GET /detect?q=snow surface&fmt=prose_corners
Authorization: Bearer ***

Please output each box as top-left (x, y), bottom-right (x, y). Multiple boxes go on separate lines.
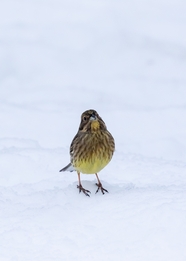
top-left (1, 0), bottom-right (186, 260)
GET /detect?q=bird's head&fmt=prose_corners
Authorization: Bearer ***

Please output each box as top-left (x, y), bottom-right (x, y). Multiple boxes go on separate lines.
top-left (78, 109), bottom-right (107, 132)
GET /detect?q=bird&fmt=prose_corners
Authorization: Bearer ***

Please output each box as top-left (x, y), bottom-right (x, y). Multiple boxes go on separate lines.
top-left (59, 109), bottom-right (115, 196)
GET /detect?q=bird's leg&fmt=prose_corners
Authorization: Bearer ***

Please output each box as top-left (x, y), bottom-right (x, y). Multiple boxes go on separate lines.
top-left (95, 173), bottom-right (108, 194)
top-left (77, 172), bottom-right (91, 197)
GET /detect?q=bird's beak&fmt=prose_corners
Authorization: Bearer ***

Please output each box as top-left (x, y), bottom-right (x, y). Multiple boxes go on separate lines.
top-left (90, 113), bottom-right (97, 121)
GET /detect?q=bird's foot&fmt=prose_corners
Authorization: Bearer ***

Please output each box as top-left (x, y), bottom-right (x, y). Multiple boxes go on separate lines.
top-left (95, 183), bottom-right (108, 194)
top-left (77, 184), bottom-right (91, 197)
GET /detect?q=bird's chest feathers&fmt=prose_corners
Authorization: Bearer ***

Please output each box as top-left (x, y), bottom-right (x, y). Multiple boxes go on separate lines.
top-left (74, 131), bottom-right (111, 174)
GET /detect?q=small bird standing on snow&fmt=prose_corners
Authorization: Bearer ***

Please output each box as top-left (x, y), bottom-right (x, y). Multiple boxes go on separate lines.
top-left (59, 109), bottom-right (115, 196)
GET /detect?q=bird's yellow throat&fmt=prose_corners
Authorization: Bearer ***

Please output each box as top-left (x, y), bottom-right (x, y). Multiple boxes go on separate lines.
top-left (91, 120), bottom-right (100, 131)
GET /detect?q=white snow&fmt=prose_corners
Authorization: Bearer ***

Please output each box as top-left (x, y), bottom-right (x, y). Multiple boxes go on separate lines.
top-left (0, 0), bottom-right (186, 260)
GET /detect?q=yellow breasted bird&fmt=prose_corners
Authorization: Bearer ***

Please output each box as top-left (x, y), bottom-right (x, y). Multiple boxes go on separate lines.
top-left (59, 109), bottom-right (115, 196)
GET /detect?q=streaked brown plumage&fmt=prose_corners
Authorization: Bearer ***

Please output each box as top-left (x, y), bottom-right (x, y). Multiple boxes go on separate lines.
top-left (60, 109), bottom-right (115, 196)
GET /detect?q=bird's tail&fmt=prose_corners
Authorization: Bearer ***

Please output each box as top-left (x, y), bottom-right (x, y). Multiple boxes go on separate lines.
top-left (59, 163), bottom-right (75, 172)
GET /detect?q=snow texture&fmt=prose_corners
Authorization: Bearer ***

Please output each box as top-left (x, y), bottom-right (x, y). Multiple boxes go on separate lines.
top-left (0, 0), bottom-right (186, 260)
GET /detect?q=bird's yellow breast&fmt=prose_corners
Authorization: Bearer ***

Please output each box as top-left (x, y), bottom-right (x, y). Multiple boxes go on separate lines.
top-left (72, 129), bottom-right (114, 174)
top-left (75, 154), bottom-right (111, 174)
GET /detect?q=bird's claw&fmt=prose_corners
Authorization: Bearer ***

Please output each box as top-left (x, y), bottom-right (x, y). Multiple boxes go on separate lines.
top-left (95, 183), bottom-right (108, 194)
top-left (77, 185), bottom-right (91, 197)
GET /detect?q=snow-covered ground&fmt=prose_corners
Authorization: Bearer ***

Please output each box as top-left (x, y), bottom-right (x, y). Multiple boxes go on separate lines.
top-left (1, 1), bottom-right (186, 260)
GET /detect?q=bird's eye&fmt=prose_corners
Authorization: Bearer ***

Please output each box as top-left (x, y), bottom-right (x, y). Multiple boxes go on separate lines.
top-left (83, 116), bottom-right (87, 121)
